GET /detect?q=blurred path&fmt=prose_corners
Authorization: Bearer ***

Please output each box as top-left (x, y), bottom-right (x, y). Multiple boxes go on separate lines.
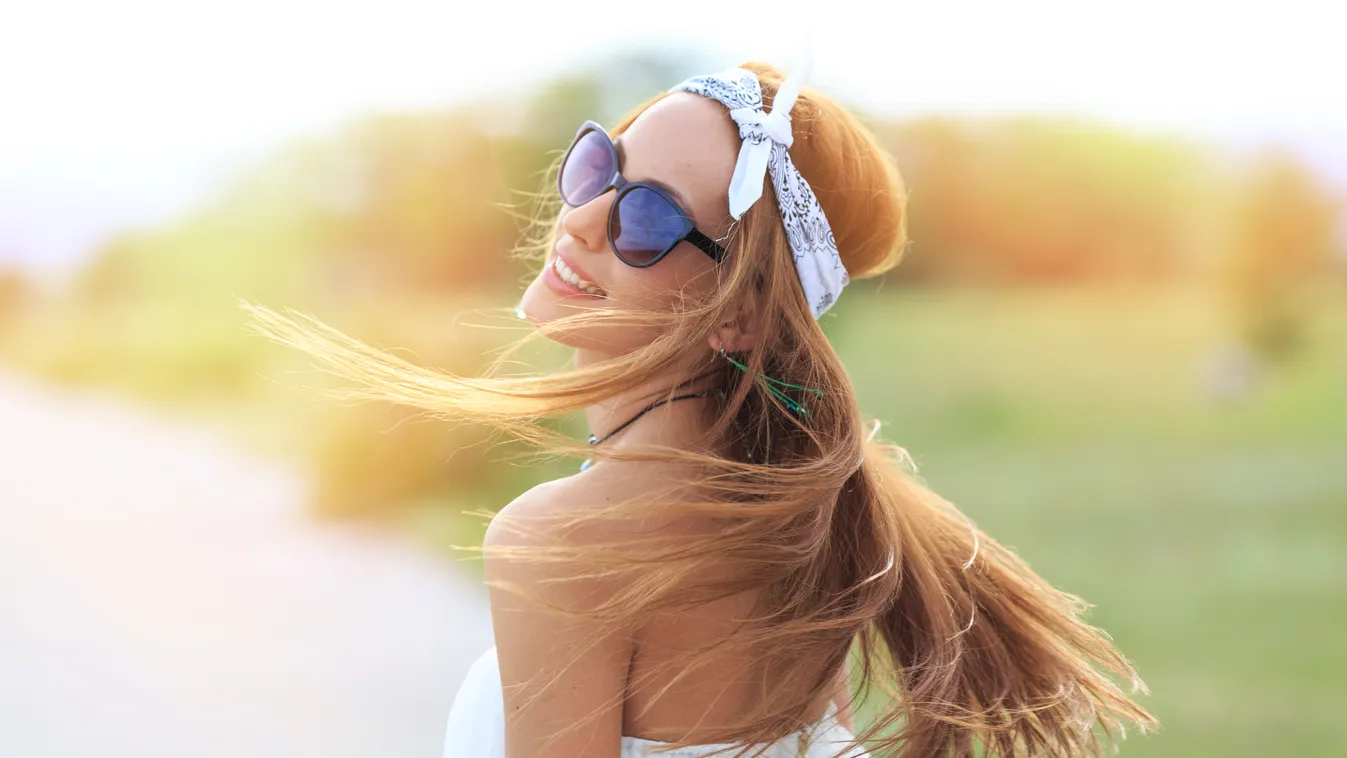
top-left (0, 372), bottom-right (493, 758)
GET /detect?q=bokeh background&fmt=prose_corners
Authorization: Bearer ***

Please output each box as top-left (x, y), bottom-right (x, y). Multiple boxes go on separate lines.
top-left (2, 2), bottom-right (1343, 756)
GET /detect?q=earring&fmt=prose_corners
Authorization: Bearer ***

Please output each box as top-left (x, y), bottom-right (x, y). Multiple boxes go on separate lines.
top-left (718, 345), bottom-right (823, 416)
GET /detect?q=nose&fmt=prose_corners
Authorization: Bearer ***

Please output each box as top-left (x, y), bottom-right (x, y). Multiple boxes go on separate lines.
top-left (559, 188), bottom-right (615, 253)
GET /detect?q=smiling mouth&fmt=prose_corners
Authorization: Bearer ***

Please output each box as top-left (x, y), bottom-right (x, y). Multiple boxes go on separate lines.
top-left (552, 256), bottom-right (608, 297)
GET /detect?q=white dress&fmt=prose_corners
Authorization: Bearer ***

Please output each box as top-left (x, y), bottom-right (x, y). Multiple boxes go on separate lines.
top-left (444, 644), bottom-right (871, 758)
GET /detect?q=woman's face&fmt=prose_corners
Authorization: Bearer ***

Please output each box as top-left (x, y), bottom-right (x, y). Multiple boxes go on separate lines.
top-left (518, 93), bottom-right (739, 355)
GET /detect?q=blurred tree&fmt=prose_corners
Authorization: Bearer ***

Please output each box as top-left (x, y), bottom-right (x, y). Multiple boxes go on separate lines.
top-left (1221, 149), bottom-right (1343, 363)
top-left (881, 116), bottom-right (1215, 285)
top-left (14, 49), bottom-right (1344, 527)
top-left (310, 402), bottom-right (505, 520)
top-left (0, 266), bottom-right (32, 328)
top-left (515, 50), bottom-right (712, 147)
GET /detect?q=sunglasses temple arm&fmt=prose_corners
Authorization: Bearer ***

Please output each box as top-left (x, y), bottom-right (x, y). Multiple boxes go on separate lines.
top-left (686, 229), bottom-right (728, 263)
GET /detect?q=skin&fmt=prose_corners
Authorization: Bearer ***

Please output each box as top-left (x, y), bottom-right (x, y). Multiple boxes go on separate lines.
top-left (487, 93), bottom-right (854, 758)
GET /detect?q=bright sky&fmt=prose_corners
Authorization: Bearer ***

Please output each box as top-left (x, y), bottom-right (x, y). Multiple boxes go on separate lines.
top-left (2, 0), bottom-right (1343, 276)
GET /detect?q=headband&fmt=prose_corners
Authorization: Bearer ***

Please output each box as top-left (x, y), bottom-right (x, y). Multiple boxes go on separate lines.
top-left (669, 58), bottom-right (850, 318)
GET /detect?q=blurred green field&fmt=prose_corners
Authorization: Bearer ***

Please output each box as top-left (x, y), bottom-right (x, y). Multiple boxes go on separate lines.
top-left (4, 283), bottom-right (1344, 756)
top-left (824, 285), bottom-right (1346, 756)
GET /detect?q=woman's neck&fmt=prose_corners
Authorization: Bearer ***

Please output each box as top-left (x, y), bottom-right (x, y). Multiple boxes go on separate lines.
top-left (574, 349), bottom-right (722, 455)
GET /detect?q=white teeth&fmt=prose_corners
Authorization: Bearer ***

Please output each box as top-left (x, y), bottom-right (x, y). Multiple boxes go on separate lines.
top-left (553, 257), bottom-right (606, 297)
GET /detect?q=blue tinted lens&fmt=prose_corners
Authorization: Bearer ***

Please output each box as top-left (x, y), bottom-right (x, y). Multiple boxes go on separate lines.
top-left (559, 130), bottom-right (613, 205)
top-left (610, 187), bottom-right (688, 265)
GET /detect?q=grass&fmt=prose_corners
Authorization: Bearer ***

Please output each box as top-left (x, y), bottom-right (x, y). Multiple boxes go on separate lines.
top-left (822, 284), bottom-right (1347, 756)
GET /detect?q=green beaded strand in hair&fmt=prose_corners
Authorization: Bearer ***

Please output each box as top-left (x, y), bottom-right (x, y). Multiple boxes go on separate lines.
top-left (721, 350), bottom-right (824, 416)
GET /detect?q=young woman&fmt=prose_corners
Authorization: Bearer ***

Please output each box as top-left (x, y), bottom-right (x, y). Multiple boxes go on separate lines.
top-left (246, 59), bottom-right (1158, 757)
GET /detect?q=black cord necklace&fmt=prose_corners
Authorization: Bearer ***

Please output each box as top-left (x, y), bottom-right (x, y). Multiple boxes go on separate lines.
top-left (580, 383), bottom-right (716, 472)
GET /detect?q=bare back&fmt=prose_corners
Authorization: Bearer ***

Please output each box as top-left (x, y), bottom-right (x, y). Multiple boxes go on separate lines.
top-left (562, 459), bottom-right (844, 742)
top-left (624, 576), bottom-right (841, 741)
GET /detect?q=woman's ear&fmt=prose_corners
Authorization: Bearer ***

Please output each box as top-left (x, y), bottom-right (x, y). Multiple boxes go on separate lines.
top-left (707, 289), bottom-right (761, 353)
top-left (707, 324), bottom-right (758, 354)
top-left (707, 313), bottom-right (760, 353)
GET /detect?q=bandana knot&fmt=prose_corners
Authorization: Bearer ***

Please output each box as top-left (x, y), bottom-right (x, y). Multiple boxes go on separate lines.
top-left (730, 105), bottom-right (795, 148)
top-left (725, 104), bottom-right (795, 220)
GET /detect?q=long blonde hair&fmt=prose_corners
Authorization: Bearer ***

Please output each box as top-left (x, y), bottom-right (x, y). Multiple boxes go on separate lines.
top-left (242, 60), bottom-right (1158, 757)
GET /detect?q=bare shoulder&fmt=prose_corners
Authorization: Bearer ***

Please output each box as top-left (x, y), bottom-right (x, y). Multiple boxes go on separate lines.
top-left (485, 459), bottom-right (712, 554)
top-left (482, 466), bottom-right (680, 755)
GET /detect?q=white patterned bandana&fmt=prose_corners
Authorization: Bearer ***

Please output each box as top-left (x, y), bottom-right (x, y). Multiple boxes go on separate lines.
top-left (669, 58), bottom-right (850, 319)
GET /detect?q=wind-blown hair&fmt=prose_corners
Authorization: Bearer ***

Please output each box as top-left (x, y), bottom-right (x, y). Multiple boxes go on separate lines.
top-left (242, 60), bottom-right (1158, 757)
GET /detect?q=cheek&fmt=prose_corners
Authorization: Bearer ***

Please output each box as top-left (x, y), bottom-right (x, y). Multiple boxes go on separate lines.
top-left (605, 266), bottom-right (674, 310)
top-left (610, 246), bottom-right (716, 311)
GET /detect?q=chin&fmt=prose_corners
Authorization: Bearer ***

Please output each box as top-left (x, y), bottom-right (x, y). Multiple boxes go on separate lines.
top-left (518, 277), bottom-right (607, 350)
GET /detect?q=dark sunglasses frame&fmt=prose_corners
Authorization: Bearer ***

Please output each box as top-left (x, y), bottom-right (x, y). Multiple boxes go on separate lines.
top-left (557, 120), bottom-right (728, 268)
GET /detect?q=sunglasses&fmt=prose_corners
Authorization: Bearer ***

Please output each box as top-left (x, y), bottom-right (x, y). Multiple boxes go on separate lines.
top-left (557, 120), bottom-right (728, 268)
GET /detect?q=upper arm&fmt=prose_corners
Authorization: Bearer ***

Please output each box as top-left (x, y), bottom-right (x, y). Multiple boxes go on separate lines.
top-left (483, 485), bottom-right (633, 758)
